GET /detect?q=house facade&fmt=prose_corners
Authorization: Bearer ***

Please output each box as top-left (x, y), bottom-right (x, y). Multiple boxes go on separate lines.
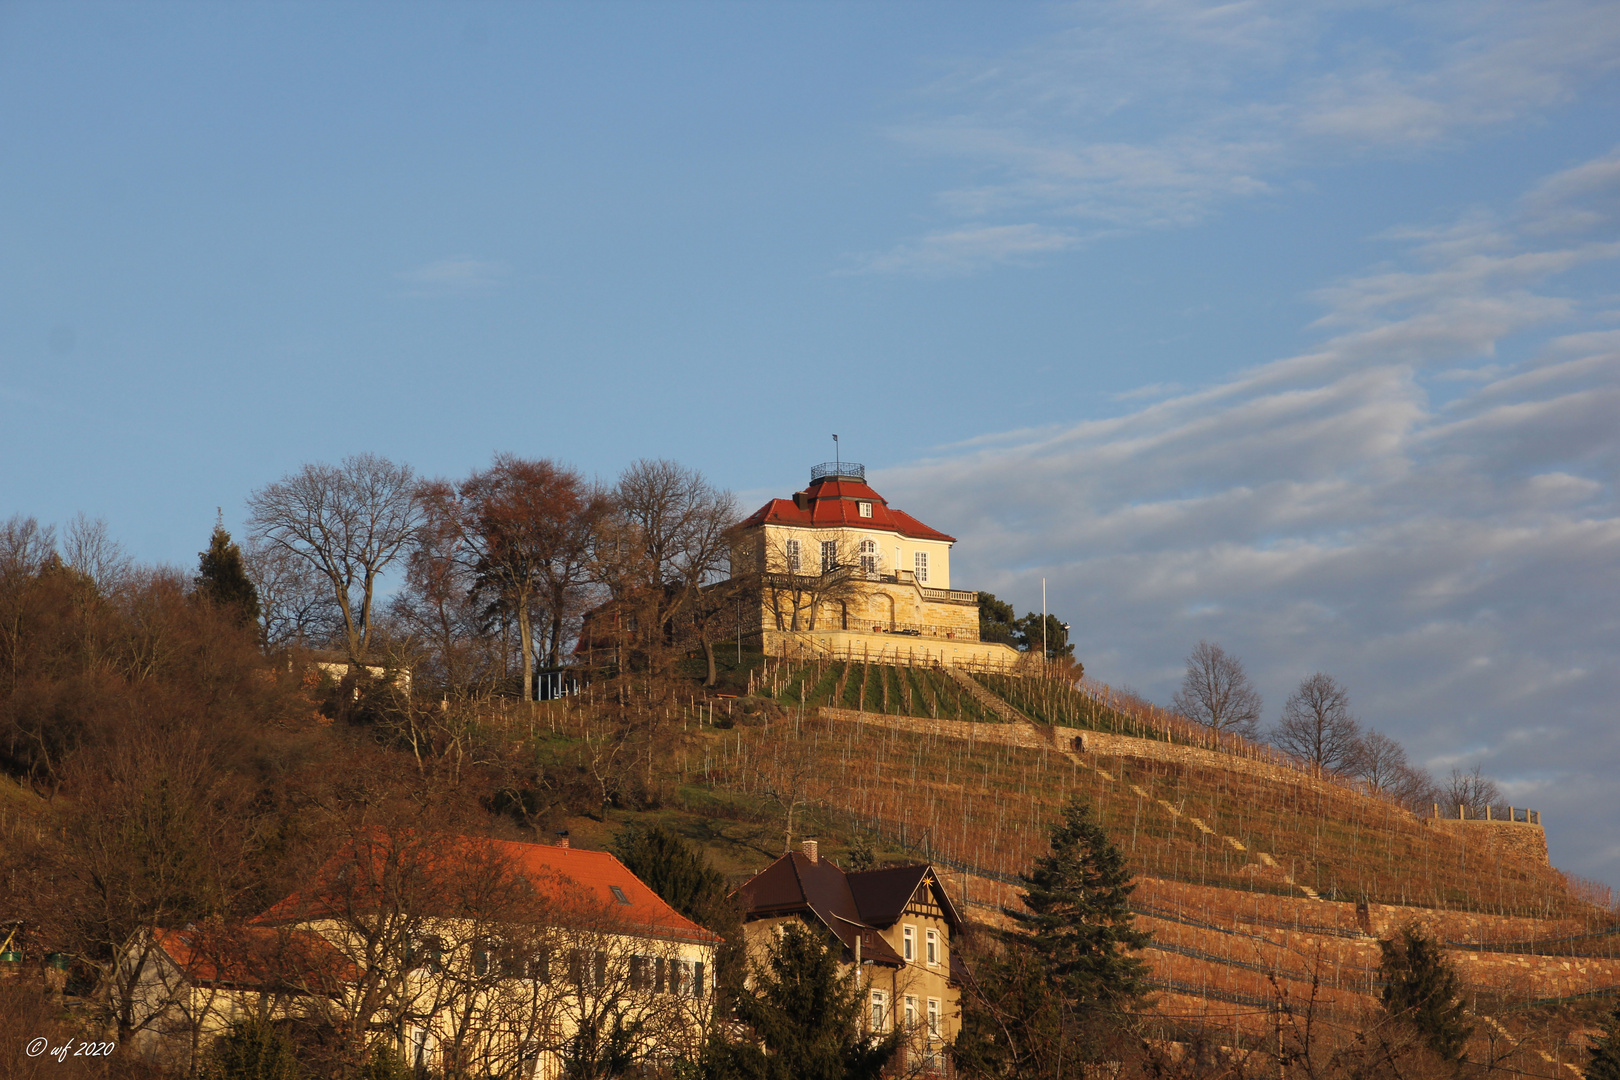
top-left (735, 841), bottom-right (965, 1074)
top-left (729, 462), bottom-right (1020, 668)
top-left (131, 834), bottom-right (721, 1079)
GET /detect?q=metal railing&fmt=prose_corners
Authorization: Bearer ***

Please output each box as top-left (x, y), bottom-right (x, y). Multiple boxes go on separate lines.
top-left (810, 461), bottom-right (865, 482)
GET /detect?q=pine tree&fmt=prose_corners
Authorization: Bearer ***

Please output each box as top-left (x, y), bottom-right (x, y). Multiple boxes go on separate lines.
top-left (195, 522), bottom-right (261, 629)
top-left (703, 922), bottom-right (897, 1080)
top-left (1010, 796), bottom-right (1150, 1005)
top-left (954, 797), bottom-right (1149, 1078)
top-left (1379, 924), bottom-right (1473, 1062)
top-left (1585, 999), bottom-right (1620, 1080)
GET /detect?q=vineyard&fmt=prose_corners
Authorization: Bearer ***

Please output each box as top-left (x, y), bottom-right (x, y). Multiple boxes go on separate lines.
top-left (691, 707), bottom-right (1596, 922)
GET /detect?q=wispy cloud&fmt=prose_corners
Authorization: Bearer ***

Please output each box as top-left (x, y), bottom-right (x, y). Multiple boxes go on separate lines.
top-left (395, 256), bottom-right (506, 296)
top-left (850, 223), bottom-right (1089, 276)
top-left (873, 150), bottom-right (1620, 879)
top-left (859, 1), bottom-right (1620, 274)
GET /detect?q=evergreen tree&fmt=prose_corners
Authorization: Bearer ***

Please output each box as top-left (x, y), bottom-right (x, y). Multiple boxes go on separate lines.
top-left (702, 922), bottom-right (897, 1080)
top-left (612, 825), bottom-right (727, 925)
top-left (1586, 999), bottom-right (1620, 1080)
top-left (1010, 796), bottom-right (1149, 1005)
top-left (205, 1015), bottom-right (301, 1080)
top-left (954, 797), bottom-right (1149, 1078)
top-left (1379, 924), bottom-right (1473, 1062)
top-left (195, 522), bottom-right (261, 629)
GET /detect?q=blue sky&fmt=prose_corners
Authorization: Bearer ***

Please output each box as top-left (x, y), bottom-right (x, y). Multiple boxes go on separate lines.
top-left (3, 2), bottom-right (1618, 883)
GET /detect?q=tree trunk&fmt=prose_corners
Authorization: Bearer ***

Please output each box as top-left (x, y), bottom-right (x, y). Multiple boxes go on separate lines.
top-left (517, 599), bottom-right (534, 702)
top-left (703, 638), bottom-right (717, 687)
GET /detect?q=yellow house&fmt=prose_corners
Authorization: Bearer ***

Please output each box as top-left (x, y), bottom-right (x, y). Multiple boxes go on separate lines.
top-left (735, 840), bottom-right (964, 1075)
top-left (132, 834), bottom-right (721, 1079)
top-left (730, 462), bottom-right (1019, 668)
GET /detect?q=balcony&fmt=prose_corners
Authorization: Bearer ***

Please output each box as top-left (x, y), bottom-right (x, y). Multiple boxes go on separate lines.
top-left (810, 461), bottom-right (865, 482)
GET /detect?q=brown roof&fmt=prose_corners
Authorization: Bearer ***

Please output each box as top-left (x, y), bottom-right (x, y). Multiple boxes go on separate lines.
top-left (734, 852), bottom-right (905, 966)
top-left (735, 853), bottom-right (965, 966)
top-left (846, 864), bottom-right (963, 930)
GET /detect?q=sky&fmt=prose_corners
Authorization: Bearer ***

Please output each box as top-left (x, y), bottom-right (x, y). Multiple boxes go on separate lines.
top-left (2, 3), bottom-right (1617, 883)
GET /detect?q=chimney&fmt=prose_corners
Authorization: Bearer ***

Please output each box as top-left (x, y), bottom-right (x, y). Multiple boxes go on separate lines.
top-left (556, 830), bottom-right (570, 850)
top-left (801, 839), bottom-right (818, 864)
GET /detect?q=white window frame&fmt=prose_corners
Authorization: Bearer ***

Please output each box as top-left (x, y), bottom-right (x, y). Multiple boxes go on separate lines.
top-left (870, 989), bottom-right (888, 1032)
top-left (904, 995), bottom-right (917, 1031)
top-left (902, 924), bottom-right (915, 962)
top-left (820, 540), bottom-right (837, 573)
top-left (927, 997), bottom-right (941, 1037)
top-left (914, 550), bottom-right (929, 584)
top-left (858, 538), bottom-right (878, 578)
top-left (785, 538), bottom-right (801, 573)
top-left (926, 927), bottom-right (938, 966)
top-left (857, 500), bottom-right (872, 518)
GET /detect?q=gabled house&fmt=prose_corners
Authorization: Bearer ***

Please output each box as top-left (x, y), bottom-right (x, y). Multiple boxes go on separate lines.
top-left (735, 840), bottom-right (966, 1074)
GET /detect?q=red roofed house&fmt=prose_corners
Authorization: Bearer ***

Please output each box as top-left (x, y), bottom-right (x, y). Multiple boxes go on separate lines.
top-left (132, 832), bottom-right (722, 1079)
top-left (730, 462), bottom-right (1019, 667)
top-left (734, 840), bottom-right (967, 1074)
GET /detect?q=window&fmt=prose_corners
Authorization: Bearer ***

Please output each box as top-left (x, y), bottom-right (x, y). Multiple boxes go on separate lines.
top-left (927, 997), bottom-right (941, 1037)
top-left (610, 885), bottom-right (631, 905)
top-left (904, 995), bottom-right (917, 1031)
top-left (926, 928), bottom-right (938, 966)
top-left (407, 936), bottom-right (443, 974)
top-left (500, 944), bottom-right (546, 983)
top-left (820, 540), bottom-right (837, 573)
top-left (914, 551), bottom-right (929, 583)
top-left (858, 538), bottom-right (878, 578)
top-left (693, 960), bottom-right (705, 998)
top-left (857, 501), bottom-right (872, 518)
top-left (902, 925), bottom-right (915, 962)
top-left (473, 940), bottom-right (495, 977)
top-left (785, 538), bottom-right (801, 572)
top-left (870, 989), bottom-right (888, 1032)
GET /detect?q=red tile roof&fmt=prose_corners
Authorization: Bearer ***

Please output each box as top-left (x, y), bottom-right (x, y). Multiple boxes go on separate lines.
top-left (256, 833), bottom-right (723, 947)
top-left (152, 924), bottom-right (359, 992)
top-left (737, 477), bottom-right (954, 543)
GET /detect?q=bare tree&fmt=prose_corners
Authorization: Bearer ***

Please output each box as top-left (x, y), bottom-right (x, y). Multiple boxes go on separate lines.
top-left (1171, 640), bottom-right (1263, 738)
top-left (422, 458), bottom-right (600, 702)
top-left (0, 515), bottom-right (57, 579)
top-left (61, 513), bottom-right (132, 594)
top-left (1354, 730), bottom-right (1438, 811)
top-left (1271, 672), bottom-right (1363, 775)
top-left (1441, 765), bottom-right (1501, 816)
top-left (243, 536), bottom-right (342, 648)
top-left (247, 454), bottom-right (423, 662)
top-left (594, 461), bottom-right (736, 679)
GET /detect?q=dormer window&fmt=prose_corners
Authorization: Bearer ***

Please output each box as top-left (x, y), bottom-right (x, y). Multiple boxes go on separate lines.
top-left (857, 501), bottom-right (872, 518)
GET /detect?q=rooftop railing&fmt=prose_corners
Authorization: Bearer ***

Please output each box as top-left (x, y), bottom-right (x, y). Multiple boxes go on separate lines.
top-left (810, 461), bottom-right (865, 482)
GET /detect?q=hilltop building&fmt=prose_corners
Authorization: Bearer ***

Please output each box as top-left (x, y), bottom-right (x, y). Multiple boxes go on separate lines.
top-left (735, 841), bottom-right (965, 1073)
top-left (729, 462), bottom-right (1020, 668)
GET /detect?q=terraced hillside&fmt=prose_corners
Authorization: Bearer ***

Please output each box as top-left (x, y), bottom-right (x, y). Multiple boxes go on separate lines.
top-left (675, 673), bottom-right (1618, 1067)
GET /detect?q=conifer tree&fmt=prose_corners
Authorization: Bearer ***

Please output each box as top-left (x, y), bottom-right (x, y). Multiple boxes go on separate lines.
top-left (1585, 999), bottom-right (1620, 1080)
top-left (1379, 924), bottom-right (1473, 1062)
top-left (195, 521), bottom-right (261, 630)
top-left (954, 797), bottom-right (1149, 1078)
top-left (1010, 795), bottom-right (1150, 1005)
top-left (702, 922), bottom-right (896, 1080)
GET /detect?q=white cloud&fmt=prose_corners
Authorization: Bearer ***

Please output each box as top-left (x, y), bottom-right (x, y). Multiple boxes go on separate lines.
top-left (861, 1), bottom-right (1620, 273)
top-left (873, 152), bottom-right (1620, 881)
top-left (395, 256), bottom-right (505, 295)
